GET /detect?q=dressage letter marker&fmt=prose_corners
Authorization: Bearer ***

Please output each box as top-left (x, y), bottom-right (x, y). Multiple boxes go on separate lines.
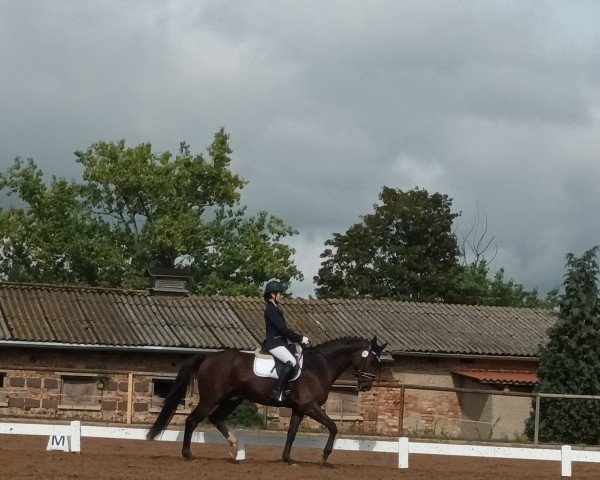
top-left (44, 421), bottom-right (81, 453)
top-left (47, 434), bottom-right (70, 452)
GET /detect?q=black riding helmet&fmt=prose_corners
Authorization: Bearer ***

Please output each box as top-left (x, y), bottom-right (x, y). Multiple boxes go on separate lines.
top-left (264, 280), bottom-right (285, 297)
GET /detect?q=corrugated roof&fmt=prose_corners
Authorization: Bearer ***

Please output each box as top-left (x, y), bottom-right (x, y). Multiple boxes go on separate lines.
top-left (453, 369), bottom-right (539, 386)
top-left (0, 282), bottom-right (557, 356)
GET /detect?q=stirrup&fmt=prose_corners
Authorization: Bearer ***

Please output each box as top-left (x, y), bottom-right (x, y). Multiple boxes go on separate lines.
top-left (272, 388), bottom-right (286, 402)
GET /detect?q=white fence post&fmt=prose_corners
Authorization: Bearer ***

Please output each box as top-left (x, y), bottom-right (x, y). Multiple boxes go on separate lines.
top-left (70, 421), bottom-right (81, 453)
top-left (561, 445), bottom-right (572, 477)
top-left (398, 436), bottom-right (409, 468)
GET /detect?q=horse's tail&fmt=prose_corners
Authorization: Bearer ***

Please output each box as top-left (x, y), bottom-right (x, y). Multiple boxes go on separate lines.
top-left (146, 353), bottom-right (207, 440)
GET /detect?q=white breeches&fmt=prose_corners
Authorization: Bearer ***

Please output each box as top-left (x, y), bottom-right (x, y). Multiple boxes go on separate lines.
top-left (268, 346), bottom-right (297, 367)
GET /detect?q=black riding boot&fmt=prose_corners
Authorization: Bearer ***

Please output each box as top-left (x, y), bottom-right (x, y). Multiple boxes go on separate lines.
top-left (272, 361), bottom-right (294, 402)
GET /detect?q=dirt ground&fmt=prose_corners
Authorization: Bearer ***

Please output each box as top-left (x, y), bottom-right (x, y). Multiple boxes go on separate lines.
top-left (1, 434), bottom-right (599, 480)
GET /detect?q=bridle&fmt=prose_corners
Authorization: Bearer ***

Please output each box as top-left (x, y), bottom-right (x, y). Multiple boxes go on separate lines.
top-left (355, 349), bottom-right (379, 384)
top-left (313, 346), bottom-right (380, 387)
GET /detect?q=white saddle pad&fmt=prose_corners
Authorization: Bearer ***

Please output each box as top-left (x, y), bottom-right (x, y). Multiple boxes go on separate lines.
top-left (253, 354), bottom-right (303, 381)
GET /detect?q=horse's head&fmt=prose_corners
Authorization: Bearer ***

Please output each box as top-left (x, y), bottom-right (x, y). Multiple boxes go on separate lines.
top-left (353, 336), bottom-right (387, 392)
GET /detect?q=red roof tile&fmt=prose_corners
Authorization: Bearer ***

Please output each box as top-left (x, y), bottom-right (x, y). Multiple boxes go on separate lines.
top-left (453, 369), bottom-right (539, 385)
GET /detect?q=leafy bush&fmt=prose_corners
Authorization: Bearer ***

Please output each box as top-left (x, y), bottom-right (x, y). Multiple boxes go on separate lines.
top-left (228, 400), bottom-right (264, 428)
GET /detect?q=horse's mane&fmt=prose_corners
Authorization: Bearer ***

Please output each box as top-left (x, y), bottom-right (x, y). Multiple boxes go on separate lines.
top-left (309, 336), bottom-right (369, 354)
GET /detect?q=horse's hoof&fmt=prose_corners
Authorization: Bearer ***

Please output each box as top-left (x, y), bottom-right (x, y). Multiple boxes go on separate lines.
top-left (182, 452), bottom-right (196, 461)
top-left (320, 461), bottom-right (336, 469)
top-left (228, 451), bottom-right (239, 464)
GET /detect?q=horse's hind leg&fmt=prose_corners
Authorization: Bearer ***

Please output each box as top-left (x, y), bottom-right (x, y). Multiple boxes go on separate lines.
top-left (208, 398), bottom-right (243, 460)
top-left (182, 400), bottom-right (218, 460)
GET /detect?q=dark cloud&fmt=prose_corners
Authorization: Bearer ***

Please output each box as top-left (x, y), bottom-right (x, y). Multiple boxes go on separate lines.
top-left (2, 1), bottom-right (600, 297)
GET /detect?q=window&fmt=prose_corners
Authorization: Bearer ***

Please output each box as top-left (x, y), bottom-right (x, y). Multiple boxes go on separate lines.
top-left (0, 372), bottom-right (6, 406)
top-left (59, 375), bottom-right (100, 410)
top-left (325, 387), bottom-right (361, 420)
top-left (150, 378), bottom-right (192, 412)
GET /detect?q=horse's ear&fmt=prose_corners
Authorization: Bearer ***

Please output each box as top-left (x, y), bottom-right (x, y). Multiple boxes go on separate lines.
top-left (370, 336), bottom-right (377, 348)
top-left (380, 342), bottom-right (388, 352)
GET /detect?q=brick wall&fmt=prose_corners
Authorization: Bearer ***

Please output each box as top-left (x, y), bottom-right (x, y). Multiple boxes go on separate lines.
top-left (0, 346), bottom-right (537, 440)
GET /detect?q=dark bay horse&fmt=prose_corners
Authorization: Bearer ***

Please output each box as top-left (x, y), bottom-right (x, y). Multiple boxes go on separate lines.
top-left (147, 336), bottom-right (386, 465)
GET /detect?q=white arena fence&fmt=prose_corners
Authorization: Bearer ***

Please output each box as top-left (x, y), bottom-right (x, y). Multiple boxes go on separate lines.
top-left (1, 421), bottom-right (600, 477)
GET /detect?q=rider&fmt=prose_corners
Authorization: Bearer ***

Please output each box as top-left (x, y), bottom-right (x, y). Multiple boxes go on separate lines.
top-left (262, 280), bottom-right (310, 402)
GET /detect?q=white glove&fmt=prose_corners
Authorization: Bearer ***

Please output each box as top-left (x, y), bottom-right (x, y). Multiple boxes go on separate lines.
top-left (301, 336), bottom-right (310, 346)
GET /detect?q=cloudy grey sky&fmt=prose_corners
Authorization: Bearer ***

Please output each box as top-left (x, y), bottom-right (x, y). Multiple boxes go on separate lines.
top-left (2, 0), bottom-right (600, 297)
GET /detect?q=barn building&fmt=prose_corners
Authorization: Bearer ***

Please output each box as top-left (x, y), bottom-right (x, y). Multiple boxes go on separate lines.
top-left (0, 274), bottom-right (556, 441)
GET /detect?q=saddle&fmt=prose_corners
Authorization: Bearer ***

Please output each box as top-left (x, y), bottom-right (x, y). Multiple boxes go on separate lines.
top-left (253, 344), bottom-right (303, 381)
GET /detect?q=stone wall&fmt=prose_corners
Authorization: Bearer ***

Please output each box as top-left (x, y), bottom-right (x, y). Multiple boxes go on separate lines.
top-left (0, 347), bottom-right (194, 425)
top-left (0, 368), bottom-right (200, 425)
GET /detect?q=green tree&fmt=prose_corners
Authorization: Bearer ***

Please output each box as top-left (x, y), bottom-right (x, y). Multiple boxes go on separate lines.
top-left (0, 129), bottom-right (302, 294)
top-left (525, 247), bottom-right (600, 444)
top-left (448, 261), bottom-right (553, 308)
top-left (0, 158), bottom-right (124, 285)
top-left (314, 187), bottom-right (460, 301)
top-left (314, 186), bottom-right (552, 307)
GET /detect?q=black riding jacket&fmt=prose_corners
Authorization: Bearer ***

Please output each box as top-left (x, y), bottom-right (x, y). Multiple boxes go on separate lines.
top-left (263, 301), bottom-right (303, 350)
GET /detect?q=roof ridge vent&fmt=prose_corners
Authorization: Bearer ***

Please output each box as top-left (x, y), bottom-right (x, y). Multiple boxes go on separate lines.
top-left (146, 267), bottom-right (192, 297)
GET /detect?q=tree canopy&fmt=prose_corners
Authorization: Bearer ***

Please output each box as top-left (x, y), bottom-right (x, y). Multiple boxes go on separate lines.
top-left (447, 260), bottom-right (554, 308)
top-left (0, 129), bottom-right (302, 295)
top-left (314, 186), bottom-right (552, 307)
top-left (525, 247), bottom-right (600, 444)
top-left (314, 187), bottom-right (460, 301)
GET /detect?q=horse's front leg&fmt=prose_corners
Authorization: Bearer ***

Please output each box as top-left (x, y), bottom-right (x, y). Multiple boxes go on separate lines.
top-left (282, 409), bottom-right (304, 463)
top-left (305, 405), bottom-right (338, 466)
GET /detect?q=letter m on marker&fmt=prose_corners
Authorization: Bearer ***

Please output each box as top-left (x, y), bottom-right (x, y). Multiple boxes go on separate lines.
top-left (47, 433), bottom-right (70, 452)
top-left (46, 435), bottom-right (71, 452)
